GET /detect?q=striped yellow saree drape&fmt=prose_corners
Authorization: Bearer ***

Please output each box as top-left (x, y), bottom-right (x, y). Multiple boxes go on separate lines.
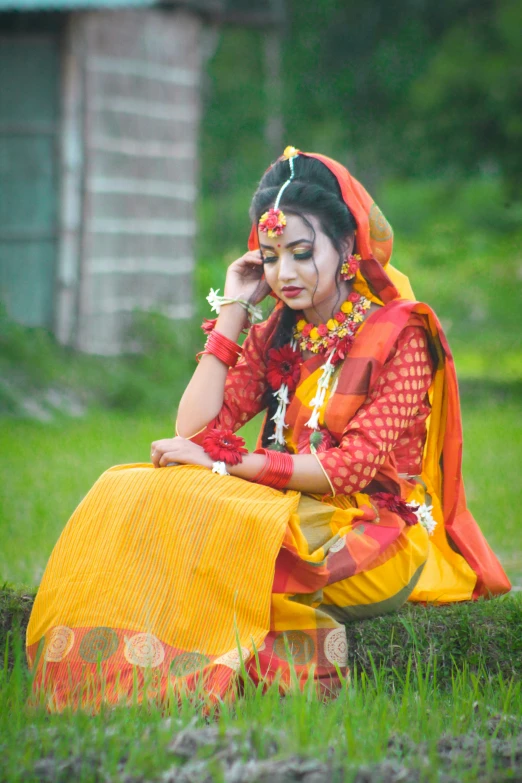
top-left (26, 462), bottom-right (427, 710)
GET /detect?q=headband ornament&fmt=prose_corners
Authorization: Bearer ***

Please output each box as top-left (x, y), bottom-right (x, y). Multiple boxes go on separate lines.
top-left (258, 145), bottom-right (300, 239)
top-left (258, 208), bottom-right (286, 238)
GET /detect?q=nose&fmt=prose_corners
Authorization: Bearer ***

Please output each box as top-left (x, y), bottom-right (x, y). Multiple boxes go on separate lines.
top-left (278, 251), bottom-right (297, 283)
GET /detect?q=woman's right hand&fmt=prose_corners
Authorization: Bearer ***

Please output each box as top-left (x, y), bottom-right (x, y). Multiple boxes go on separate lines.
top-left (223, 249), bottom-right (271, 305)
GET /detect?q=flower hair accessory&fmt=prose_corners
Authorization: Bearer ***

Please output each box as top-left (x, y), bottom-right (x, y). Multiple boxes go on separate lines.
top-left (203, 428), bottom-right (248, 476)
top-left (258, 146), bottom-right (300, 240)
top-left (258, 208), bottom-right (287, 238)
top-left (340, 254), bottom-right (361, 282)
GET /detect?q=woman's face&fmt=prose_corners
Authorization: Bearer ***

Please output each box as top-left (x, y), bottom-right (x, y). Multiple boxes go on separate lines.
top-left (260, 212), bottom-right (353, 323)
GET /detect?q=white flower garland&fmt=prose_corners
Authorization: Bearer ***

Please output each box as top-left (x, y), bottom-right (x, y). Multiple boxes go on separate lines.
top-left (269, 339), bottom-right (298, 449)
top-left (269, 383), bottom-right (290, 448)
top-left (408, 501), bottom-right (437, 535)
top-left (207, 288), bottom-right (263, 323)
top-left (269, 347), bottom-right (338, 449)
top-left (305, 351), bottom-right (337, 431)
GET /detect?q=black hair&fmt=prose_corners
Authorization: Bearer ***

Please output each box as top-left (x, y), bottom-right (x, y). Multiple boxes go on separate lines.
top-left (249, 155), bottom-right (357, 448)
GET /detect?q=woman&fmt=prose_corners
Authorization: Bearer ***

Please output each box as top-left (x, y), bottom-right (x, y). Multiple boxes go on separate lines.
top-left (26, 148), bottom-right (510, 710)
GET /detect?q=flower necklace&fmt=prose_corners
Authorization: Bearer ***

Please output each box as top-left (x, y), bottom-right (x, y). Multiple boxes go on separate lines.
top-left (293, 291), bottom-right (371, 359)
top-left (266, 291), bottom-right (372, 450)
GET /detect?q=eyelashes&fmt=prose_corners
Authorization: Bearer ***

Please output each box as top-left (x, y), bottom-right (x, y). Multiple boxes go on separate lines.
top-left (262, 250), bottom-right (313, 264)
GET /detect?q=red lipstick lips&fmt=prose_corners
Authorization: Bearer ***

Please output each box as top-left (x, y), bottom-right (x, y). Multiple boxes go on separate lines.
top-left (281, 286), bottom-right (304, 299)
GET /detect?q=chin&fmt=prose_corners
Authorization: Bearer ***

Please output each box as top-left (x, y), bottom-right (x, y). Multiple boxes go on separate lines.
top-left (283, 299), bottom-right (308, 309)
top-left (278, 293), bottom-right (311, 308)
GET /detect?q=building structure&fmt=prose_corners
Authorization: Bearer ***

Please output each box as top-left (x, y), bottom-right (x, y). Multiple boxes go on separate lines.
top-left (0, 0), bottom-right (280, 353)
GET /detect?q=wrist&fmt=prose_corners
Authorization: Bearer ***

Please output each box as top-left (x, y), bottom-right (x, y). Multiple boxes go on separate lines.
top-left (228, 453), bottom-right (266, 481)
top-left (216, 303), bottom-right (248, 340)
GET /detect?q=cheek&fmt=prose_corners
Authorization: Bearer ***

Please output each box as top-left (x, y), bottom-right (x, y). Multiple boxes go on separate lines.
top-left (314, 256), bottom-right (339, 294)
top-left (263, 265), bottom-right (278, 286)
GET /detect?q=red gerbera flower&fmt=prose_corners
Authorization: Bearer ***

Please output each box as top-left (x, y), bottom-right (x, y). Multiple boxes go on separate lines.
top-left (372, 492), bottom-right (418, 526)
top-left (266, 344), bottom-right (302, 392)
top-left (201, 317), bottom-right (218, 335)
top-left (202, 428), bottom-right (248, 465)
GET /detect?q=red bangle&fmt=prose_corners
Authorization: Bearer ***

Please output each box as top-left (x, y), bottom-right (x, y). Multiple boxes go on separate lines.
top-left (252, 448), bottom-right (294, 490)
top-left (197, 329), bottom-right (242, 367)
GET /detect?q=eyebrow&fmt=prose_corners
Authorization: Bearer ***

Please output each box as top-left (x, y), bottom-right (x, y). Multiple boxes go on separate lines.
top-left (260, 239), bottom-right (312, 250)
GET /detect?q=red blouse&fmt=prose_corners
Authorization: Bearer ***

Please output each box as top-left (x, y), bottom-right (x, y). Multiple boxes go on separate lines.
top-left (188, 319), bottom-right (434, 496)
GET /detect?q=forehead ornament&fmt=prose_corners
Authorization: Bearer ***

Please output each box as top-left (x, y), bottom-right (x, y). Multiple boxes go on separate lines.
top-left (258, 145), bottom-right (300, 239)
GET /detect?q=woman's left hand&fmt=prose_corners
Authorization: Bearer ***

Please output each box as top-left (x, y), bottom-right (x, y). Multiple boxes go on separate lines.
top-left (150, 437), bottom-right (213, 470)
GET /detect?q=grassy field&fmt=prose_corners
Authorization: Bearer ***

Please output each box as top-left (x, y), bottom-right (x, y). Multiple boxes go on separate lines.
top-left (1, 639), bottom-right (522, 782)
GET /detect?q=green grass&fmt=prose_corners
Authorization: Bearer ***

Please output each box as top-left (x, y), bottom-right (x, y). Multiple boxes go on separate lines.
top-left (1, 631), bottom-right (522, 782)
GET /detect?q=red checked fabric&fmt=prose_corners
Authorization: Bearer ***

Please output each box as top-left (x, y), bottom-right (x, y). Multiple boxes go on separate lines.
top-left (188, 321), bottom-right (433, 497)
top-left (316, 325), bottom-right (433, 495)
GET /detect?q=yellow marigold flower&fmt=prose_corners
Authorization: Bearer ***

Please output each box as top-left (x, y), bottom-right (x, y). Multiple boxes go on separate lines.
top-left (283, 145), bottom-right (299, 159)
top-left (327, 319), bottom-right (337, 331)
top-left (341, 301), bottom-right (353, 314)
top-left (296, 319), bottom-right (307, 333)
top-left (310, 327), bottom-right (320, 341)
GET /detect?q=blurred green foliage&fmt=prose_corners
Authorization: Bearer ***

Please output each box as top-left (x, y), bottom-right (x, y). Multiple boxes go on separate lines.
top-left (201, 0), bottom-right (521, 198)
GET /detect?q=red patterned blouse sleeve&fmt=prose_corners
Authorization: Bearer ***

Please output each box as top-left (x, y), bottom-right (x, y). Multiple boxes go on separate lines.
top-left (316, 325), bottom-right (434, 496)
top-left (177, 319), bottom-right (273, 443)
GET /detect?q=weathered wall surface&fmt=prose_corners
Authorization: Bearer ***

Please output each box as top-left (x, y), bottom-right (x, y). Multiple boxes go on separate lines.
top-left (57, 9), bottom-right (200, 354)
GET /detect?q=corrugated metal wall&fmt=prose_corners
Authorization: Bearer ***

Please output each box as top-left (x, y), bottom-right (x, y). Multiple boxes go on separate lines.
top-left (58, 9), bottom-right (200, 354)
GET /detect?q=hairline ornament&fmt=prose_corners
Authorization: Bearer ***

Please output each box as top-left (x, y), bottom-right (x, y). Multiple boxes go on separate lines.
top-left (258, 146), bottom-right (300, 239)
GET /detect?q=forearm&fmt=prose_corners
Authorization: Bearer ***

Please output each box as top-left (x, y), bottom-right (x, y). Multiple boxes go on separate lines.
top-left (229, 453), bottom-right (332, 495)
top-left (176, 304), bottom-right (247, 438)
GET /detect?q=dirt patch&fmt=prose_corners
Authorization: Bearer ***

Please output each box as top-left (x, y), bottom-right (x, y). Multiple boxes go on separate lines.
top-left (161, 725), bottom-right (522, 783)
top-left (14, 723), bottom-right (522, 782)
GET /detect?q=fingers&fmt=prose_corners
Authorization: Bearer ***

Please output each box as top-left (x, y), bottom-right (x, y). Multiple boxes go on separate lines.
top-left (150, 446), bottom-right (161, 468)
top-left (151, 437), bottom-right (186, 468)
top-left (238, 250), bottom-right (263, 269)
top-left (159, 452), bottom-right (180, 468)
top-left (151, 438), bottom-right (175, 468)
top-left (244, 249), bottom-right (263, 261)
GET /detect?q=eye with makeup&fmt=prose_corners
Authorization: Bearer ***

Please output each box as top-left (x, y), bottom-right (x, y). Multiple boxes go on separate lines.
top-left (293, 248), bottom-right (313, 260)
top-left (262, 247), bottom-right (314, 264)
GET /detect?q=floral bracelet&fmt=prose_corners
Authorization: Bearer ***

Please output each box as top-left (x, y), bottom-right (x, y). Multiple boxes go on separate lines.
top-left (202, 428), bottom-right (248, 476)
